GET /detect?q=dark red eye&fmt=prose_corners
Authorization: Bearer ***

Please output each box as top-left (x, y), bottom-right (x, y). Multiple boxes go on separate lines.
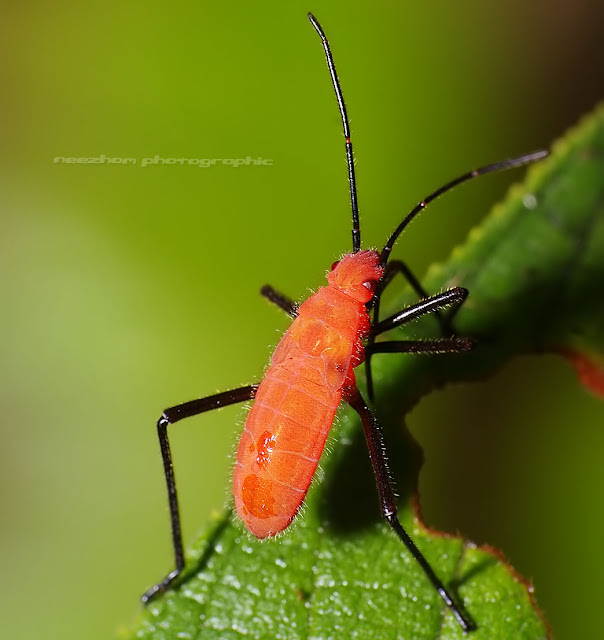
top-left (330, 260), bottom-right (340, 271)
top-left (363, 280), bottom-right (377, 292)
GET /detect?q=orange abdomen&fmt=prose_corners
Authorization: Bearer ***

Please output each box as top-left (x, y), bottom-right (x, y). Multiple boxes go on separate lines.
top-left (233, 285), bottom-right (370, 538)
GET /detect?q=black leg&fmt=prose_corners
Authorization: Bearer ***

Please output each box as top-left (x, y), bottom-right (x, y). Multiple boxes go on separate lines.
top-left (142, 384), bottom-right (259, 604)
top-left (365, 288), bottom-right (469, 400)
top-left (346, 385), bottom-right (475, 632)
top-left (365, 258), bottom-right (467, 399)
top-left (371, 287), bottom-right (468, 337)
top-left (375, 259), bottom-right (453, 330)
top-left (366, 337), bottom-right (474, 356)
top-left (261, 285), bottom-right (298, 318)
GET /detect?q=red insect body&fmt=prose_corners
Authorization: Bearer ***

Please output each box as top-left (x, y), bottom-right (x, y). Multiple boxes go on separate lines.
top-left (233, 250), bottom-right (384, 538)
top-left (143, 16), bottom-right (544, 629)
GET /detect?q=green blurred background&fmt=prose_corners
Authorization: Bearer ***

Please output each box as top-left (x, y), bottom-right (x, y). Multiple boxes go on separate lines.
top-left (2, 1), bottom-right (603, 639)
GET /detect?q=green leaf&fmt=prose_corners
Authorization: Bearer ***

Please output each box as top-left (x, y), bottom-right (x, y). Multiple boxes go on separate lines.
top-left (127, 104), bottom-right (604, 639)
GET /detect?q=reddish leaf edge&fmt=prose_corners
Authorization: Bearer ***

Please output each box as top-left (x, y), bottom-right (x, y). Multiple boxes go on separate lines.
top-left (557, 347), bottom-right (604, 397)
top-left (406, 449), bottom-right (552, 637)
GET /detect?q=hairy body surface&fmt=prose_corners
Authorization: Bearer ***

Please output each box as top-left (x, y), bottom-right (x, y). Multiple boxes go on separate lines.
top-left (234, 251), bottom-right (383, 537)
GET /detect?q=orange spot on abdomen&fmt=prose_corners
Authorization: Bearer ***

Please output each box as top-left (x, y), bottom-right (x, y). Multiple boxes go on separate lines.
top-left (255, 430), bottom-right (276, 468)
top-left (241, 473), bottom-right (276, 519)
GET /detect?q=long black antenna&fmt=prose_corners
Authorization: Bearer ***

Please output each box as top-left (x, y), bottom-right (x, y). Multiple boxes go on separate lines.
top-left (380, 150), bottom-right (549, 265)
top-left (309, 12), bottom-right (361, 253)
